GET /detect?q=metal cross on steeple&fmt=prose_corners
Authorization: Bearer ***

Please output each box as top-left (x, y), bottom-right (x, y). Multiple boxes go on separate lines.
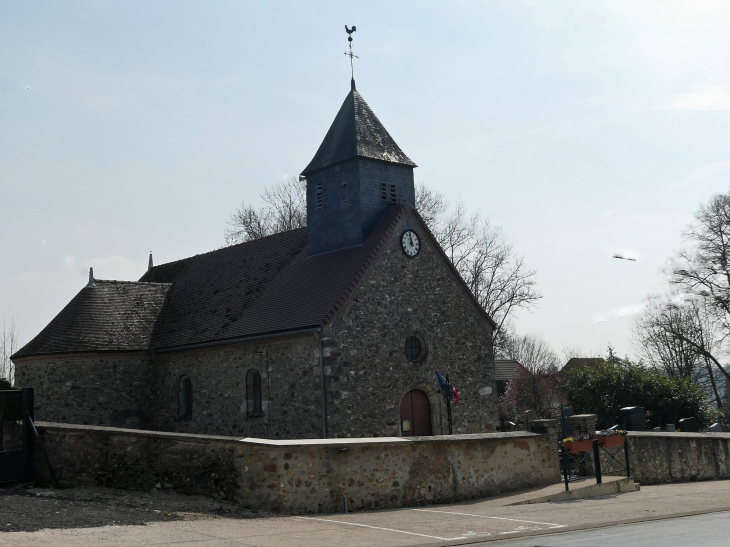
top-left (344, 25), bottom-right (358, 81)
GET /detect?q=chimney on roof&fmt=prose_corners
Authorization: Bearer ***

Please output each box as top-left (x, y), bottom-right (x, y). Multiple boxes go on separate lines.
top-left (148, 252), bottom-right (153, 272)
top-left (86, 267), bottom-right (95, 287)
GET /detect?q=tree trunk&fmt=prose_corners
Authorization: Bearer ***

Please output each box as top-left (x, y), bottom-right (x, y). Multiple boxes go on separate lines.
top-left (705, 356), bottom-right (723, 409)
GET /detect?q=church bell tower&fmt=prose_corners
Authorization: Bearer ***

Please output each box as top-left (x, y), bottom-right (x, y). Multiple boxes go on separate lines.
top-left (301, 79), bottom-right (417, 256)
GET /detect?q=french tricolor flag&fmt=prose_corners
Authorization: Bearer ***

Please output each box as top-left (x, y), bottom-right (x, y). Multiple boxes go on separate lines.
top-left (436, 370), bottom-right (461, 404)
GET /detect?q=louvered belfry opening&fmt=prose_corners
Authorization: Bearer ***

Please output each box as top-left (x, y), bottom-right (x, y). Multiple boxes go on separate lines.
top-left (301, 84), bottom-right (417, 256)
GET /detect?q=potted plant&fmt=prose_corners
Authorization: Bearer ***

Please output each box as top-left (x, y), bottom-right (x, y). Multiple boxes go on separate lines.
top-left (597, 429), bottom-right (626, 447)
top-left (562, 433), bottom-right (596, 453)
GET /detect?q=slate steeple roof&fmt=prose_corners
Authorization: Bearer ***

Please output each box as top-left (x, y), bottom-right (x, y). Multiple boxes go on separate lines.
top-left (301, 81), bottom-right (417, 176)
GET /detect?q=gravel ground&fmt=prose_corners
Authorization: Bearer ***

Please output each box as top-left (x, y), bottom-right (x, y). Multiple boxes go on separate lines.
top-left (0, 484), bottom-right (275, 533)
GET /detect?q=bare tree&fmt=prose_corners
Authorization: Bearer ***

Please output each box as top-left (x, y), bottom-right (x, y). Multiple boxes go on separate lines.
top-left (0, 320), bottom-right (19, 385)
top-left (670, 191), bottom-right (730, 341)
top-left (632, 294), bottom-right (726, 408)
top-left (414, 183), bottom-right (448, 228)
top-left (501, 333), bottom-right (561, 374)
top-left (224, 177), bottom-right (306, 245)
top-left (633, 295), bottom-right (704, 378)
top-left (666, 190), bottom-right (730, 405)
top-left (423, 193), bottom-right (541, 333)
top-left (498, 334), bottom-right (562, 420)
top-left (225, 180), bottom-right (541, 334)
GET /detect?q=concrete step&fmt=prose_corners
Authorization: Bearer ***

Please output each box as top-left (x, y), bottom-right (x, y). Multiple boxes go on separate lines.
top-left (509, 476), bottom-right (639, 505)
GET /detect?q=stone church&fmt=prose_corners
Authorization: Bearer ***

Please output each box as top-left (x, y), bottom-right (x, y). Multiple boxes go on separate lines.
top-left (13, 79), bottom-right (498, 439)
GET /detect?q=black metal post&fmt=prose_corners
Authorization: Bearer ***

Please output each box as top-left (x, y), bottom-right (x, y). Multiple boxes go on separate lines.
top-left (21, 388), bottom-right (34, 482)
top-left (445, 375), bottom-right (453, 435)
top-left (624, 436), bottom-right (631, 477)
top-left (561, 445), bottom-right (569, 492)
top-left (592, 439), bottom-right (602, 484)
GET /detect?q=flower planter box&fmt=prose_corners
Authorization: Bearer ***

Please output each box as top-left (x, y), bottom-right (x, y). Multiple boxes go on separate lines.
top-left (563, 440), bottom-right (594, 454)
top-left (598, 434), bottom-right (625, 447)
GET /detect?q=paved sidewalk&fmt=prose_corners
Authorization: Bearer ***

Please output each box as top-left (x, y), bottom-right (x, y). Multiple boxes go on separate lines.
top-left (3, 480), bottom-right (730, 546)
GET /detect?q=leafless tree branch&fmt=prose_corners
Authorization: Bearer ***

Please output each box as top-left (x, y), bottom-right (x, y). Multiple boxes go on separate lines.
top-left (225, 180), bottom-right (542, 337)
top-left (0, 319), bottom-right (19, 385)
top-left (632, 294), bottom-right (727, 408)
top-left (224, 178), bottom-right (306, 245)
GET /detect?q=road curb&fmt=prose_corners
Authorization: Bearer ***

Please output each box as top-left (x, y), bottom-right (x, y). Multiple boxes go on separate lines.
top-left (411, 506), bottom-right (730, 547)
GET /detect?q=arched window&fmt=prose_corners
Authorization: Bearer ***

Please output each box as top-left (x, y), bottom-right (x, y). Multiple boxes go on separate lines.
top-left (246, 369), bottom-right (262, 416)
top-left (178, 376), bottom-right (192, 419)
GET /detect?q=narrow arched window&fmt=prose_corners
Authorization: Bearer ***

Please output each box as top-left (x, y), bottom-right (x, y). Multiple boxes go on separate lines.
top-left (246, 369), bottom-right (262, 416)
top-left (178, 376), bottom-right (192, 419)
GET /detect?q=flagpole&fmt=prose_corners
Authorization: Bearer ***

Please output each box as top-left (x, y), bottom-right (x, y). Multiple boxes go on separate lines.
top-left (436, 370), bottom-right (454, 435)
top-left (445, 374), bottom-right (453, 435)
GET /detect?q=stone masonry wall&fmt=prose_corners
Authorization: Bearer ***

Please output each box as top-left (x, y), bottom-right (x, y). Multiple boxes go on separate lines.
top-left (322, 208), bottom-right (497, 438)
top-left (150, 334), bottom-right (322, 439)
top-left (628, 432), bottom-right (730, 484)
top-left (15, 208), bottom-right (496, 441)
top-left (13, 352), bottom-right (153, 427)
top-left (34, 422), bottom-right (558, 514)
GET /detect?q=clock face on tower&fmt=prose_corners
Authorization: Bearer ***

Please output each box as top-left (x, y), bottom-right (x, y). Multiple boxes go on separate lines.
top-left (401, 229), bottom-right (421, 258)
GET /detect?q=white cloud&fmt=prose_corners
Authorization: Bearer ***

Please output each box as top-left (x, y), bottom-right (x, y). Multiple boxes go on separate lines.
top-left (594, 302), bottom-right (646, 324)
top-left (671, 90), bottom-right (730, 111)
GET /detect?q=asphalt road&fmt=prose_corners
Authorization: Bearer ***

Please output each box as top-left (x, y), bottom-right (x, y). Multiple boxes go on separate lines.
top-left (486, 510), bottom-right (730, 547)
top-left (4, 481), bottom-right (730, 546)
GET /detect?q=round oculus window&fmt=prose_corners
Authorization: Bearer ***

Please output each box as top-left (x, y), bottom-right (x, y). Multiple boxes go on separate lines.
top-left (405, 334), bottom-right (425, 363)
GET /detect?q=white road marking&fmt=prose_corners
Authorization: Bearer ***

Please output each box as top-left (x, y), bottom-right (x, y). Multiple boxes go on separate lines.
top-left (295, 516), bottom-right (469, 541)
top-left (411, 508), bottom-right (566, 528)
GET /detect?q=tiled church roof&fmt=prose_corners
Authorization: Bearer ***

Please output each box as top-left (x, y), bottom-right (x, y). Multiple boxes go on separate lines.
top-left (14, 206), bottom-right (407, 357)
top-left (13, 281), bottom-right (171, 358)
top-left (145, 205), bottom-right (406, 350)
top-left (301, 83), bottom-right (417, 175)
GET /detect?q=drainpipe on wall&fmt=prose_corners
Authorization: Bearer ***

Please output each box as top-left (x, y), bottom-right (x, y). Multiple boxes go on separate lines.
top-left (319, 337), bottom-right (328, 439)
top-left (264, 347), bottom-right (271, 439)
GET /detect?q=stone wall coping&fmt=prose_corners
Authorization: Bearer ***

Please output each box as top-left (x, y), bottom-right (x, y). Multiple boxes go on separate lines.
top-left (570, 414), bottom-right (598, 420)
top-left (624, 431), bottom-right (730, 439)
top-left (35, 422), bottom-right (544, 447)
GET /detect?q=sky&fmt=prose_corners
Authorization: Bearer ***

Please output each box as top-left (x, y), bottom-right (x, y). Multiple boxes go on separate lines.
top-left (2, 1), bottom-right (730, 361)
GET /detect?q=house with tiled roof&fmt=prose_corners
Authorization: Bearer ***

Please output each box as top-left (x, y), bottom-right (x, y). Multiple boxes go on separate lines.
top-left (494, 359), bottom-right (530, 396)
top-left (13, 78), bottom-right (498, 439)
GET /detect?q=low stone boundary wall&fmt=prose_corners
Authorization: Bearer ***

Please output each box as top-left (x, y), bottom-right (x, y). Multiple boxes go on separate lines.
top-left (34, 422), bottom-right (559, 514)
top-left (628, 432), bottom-right (730, 485)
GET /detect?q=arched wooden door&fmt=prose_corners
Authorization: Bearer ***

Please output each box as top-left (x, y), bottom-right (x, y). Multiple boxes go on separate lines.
top-left (400, 389), bottom-right (432, 437)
